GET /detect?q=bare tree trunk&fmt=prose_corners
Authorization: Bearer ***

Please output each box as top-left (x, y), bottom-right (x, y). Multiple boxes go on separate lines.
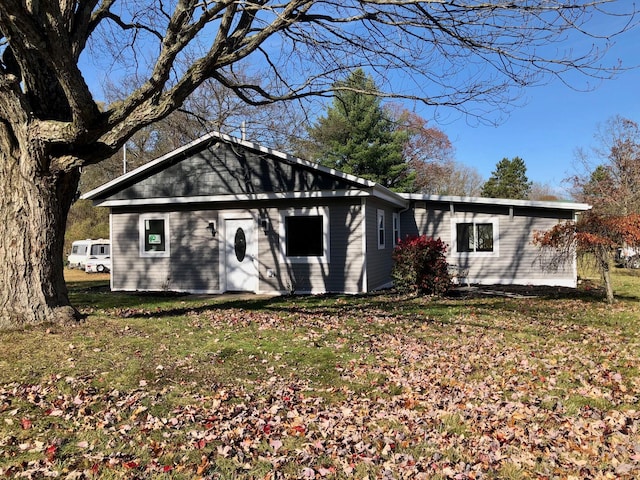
top-left (600, 258), bottom-right (615, 304)
top-left (0, 147), bottom-right (81, 328)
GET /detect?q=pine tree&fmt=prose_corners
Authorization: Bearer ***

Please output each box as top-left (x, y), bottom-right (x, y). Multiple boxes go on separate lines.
top-left (481, 157), bottom-right (532, 199)
top-left (306, 70), bottom-right (414, 191)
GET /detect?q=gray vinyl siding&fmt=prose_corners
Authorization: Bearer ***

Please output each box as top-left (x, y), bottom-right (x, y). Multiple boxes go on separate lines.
top-left (447, 213), bottom-right (573, 285)
top-left (484, 214), bottom-right (573, 283)
top-left (169, 211), bottom-right (221, 291)
top-left (110, 210), bottom-right (220, 292)
top-left (404, 201), bottom-right (577, 286)
top-left (106, 141), bottom-right (358, 201)
top-left (399, 201), bottom-right (451, 241)
top-left (110, 199), bottom-right (364, 294)
top-left (257, 200), bottom-right (365, 294)
top-left (365, 199), bottom-right (395, 291)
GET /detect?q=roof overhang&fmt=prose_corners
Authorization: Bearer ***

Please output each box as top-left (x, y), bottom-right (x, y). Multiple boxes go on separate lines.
top-left (400, 193), bottom-right (591, 211)
top-left (91, 189), bottom-right (379, 207)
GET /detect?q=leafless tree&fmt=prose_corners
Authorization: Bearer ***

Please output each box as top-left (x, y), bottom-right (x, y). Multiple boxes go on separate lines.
top-left (528, 182), bottom-right (564, 202)
top-left (569, 116), bottom-right (640, 215)
top-left (419, 161), bottom-right (485, 197)
top-left (82, 72), bottom-right (306, 191)
top-left (0, 0), bottom-right (636, 327)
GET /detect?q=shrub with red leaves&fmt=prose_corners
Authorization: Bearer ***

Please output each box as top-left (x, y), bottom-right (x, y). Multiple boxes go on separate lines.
top-left (392, 235), bottom-right (451, 295)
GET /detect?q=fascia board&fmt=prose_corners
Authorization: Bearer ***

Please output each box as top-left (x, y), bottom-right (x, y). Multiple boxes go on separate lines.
top-left (400, 193), bottom-right (591, 211)
top-left (91, 189), bottom-right (371, 207)
top-left (371, 185), bottom-right (408, 208)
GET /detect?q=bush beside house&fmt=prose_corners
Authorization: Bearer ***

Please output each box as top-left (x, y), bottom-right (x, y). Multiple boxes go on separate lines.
top-left (391, 235), bottom-right (451, 295)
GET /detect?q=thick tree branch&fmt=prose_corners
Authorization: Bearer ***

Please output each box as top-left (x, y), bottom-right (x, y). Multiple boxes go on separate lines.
top-left (2, 0), bottom-right (638, 165)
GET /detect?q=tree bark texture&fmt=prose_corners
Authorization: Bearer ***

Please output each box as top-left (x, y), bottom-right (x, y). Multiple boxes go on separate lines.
top-left (601, 260), bottom-right (615, 305)
top-left (0, 145), bottom-right (80, 327)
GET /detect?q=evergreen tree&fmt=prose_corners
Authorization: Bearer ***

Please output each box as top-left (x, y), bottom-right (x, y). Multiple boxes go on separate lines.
top-left (306, 70), bottom-right (414, 191)
top-left (481, 157), bottom-right (532, 199)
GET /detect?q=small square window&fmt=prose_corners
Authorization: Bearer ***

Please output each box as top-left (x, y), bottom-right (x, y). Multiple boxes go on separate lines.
top-left (140, 214), bottom-right (170, 257)
top-left (280, 207), bottom-right (330, 263)
top-left (455, 221), bottom-right (496, 254)
top-left (144, 219), bottom-right (166, 252)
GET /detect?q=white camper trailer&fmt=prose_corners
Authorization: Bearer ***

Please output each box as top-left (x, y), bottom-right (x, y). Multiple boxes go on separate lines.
top-left (67, 239), bottom-right (111, 270)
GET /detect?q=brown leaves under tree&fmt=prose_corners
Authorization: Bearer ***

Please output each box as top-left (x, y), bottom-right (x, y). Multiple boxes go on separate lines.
top-left (0, 295), bottom-right (638, 478)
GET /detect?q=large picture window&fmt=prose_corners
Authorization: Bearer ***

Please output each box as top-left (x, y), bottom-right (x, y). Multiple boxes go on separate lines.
top-left (452, 218), bottom-right (498, 256)
top-left (286, 216), bottom-right (323, 256)
top-left (139, 214), bottom-right (170, 257)
top-left (280, 207), bottom-right (330, 263)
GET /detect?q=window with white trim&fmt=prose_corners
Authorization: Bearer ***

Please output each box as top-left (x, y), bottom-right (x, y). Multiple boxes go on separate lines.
top-left (452, 218), bottom-right (499, 256)
top-left (139, 214), bottom-right (170, 257)
top-left (280, 207), bottom-right (330, 263)
top-left (392, 212), bottom-right (400, 246)
top-left (377, 209), bottom-right (386, 249)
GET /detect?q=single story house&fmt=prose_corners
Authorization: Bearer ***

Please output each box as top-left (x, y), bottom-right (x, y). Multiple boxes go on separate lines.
top-left (82, 132), bottom-right (590, 294)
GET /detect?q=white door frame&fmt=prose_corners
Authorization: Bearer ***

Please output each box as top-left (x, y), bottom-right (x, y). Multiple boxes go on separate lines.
top-left (220, 212), bottom-right (258, 292)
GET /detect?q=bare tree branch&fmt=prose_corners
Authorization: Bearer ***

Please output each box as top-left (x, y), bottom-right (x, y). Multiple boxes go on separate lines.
top-left (0, 0), bottom-right (637, 164)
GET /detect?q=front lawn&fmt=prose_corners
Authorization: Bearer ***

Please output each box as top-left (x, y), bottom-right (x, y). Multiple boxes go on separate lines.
top-left (0, 270), bottom-right (638, 478)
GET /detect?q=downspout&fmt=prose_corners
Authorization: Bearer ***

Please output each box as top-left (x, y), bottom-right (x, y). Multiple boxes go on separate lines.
top-left (361, 198), bottom-right (368, 292)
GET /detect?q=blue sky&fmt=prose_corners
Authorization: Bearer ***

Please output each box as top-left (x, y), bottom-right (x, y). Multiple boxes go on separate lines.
top-left (81, 2), bottom-right (638, 198)
top-left (430, 24), bottom-right (640, 196)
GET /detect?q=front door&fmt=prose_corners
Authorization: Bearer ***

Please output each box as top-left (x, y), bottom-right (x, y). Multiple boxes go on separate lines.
top-left (225, 218), bottom-right (257, 292)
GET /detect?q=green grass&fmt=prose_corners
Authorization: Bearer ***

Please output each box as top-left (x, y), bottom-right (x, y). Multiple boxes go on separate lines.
top-left (0, 268), bottom-right (638, 478)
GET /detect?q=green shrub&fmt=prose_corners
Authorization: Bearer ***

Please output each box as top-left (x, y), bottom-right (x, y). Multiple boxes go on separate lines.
top-left (391, 235), bottom-right (451, 295)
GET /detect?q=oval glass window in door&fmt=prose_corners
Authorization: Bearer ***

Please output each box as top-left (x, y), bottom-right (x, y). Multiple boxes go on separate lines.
top-left (234, 228), bottom-right (247, 262)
